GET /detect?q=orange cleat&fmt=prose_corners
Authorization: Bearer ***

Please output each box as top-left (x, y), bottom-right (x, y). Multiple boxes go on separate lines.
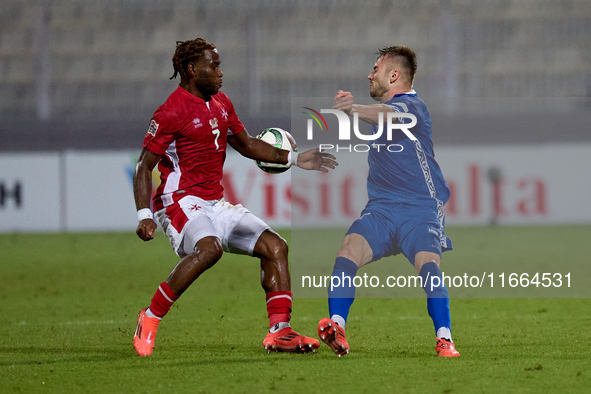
top-left (263, 327), bottom-right (320, 353)
top-left (318, 318), bottom-right (349, 357)
top-left (133, 308), bottom-right (160, 356)
top-left (435, 338), bottom-right (460, 357)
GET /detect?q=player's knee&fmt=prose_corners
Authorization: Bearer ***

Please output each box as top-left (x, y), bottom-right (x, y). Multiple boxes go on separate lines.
top-left (336, 246), bottom-right (355, 262)
top-left (414, 252), bottom-right (441, 273)
top-left (206, 241), bottom-right (224, 265)
top-left (267, 235), bottom-right (288, 260)
top-left (195, 237), bottom-right (223, 268)
top-left (256, 231), bottom-right (288, 261)
top-left (336, 244), bottom-right (365, 267)
top-left (336, 234), bottom-right (372, 267)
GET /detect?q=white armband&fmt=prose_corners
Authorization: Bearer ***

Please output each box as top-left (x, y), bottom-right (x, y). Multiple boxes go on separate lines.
top-left (287, 151), bottom-right (299, 167)
top-left (137, 208), bottom-right (153, 222)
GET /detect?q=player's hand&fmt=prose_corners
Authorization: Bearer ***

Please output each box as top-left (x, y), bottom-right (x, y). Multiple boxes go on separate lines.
top-left (333, 90), bottom-right (354, 116)
top-left (296, 149), bottom-right (338, 173)
top-left (136, 219), bottom-right (157, 241)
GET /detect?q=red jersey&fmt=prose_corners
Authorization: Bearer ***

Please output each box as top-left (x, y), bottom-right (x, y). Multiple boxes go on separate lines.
top-left (143, 86), bottom-right (244, 211)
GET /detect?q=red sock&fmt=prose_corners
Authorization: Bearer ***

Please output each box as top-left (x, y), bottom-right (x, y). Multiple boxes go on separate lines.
top-left (266, 291), bottom-right (292, 328)
top-left (148, 282), bottom-right (180, 318)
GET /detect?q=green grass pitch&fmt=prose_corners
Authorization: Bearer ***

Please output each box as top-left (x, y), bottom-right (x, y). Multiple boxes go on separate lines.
top-left (1, 226), bottom-right (590, 393)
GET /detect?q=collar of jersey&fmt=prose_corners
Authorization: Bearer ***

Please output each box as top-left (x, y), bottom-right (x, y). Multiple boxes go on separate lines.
top-left (176, 85), bottom-right (212, 104)
top-left (392, 89), bottom-right (417, 98)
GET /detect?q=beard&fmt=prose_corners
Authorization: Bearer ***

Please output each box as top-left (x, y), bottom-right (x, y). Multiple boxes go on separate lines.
top-left (196, 74), bottom-right (220, 97)
top-left (369, 72), bottom-right (390, 100)
top-left (369, 82), bottom-right (386, 101)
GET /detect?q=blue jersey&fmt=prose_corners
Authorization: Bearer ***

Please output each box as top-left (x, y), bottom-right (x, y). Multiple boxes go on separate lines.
top-left (367, 91), bottom-right (450, 207)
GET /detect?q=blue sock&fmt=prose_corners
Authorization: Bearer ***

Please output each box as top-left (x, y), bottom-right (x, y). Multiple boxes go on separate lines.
top-left (419, 262), bottom-right (451, 337)
top-left (328, 257), bottom-right (358, 327)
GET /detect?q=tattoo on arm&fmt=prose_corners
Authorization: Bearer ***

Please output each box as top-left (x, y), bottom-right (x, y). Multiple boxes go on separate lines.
top-left (272, 149), bottom-right (282, 163)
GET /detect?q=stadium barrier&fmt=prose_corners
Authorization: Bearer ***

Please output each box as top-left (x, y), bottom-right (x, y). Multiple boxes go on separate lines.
top-left (1, 144), bottom-right (590, 233)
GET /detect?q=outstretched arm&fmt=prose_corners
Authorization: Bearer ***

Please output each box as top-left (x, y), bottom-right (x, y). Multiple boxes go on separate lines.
top-left (227, 128), bottom-right (288, 163)
top-left (227, 129), bottom-right (338, 172)
top-left (133, 147), bottom-right (161, 241)
top-left (295, 149), bottom-right (338, 173)
top-left (332, 90), bottom-right (394, 125)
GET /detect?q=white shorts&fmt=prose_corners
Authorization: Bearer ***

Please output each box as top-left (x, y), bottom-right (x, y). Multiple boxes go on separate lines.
top-left (154, 195), bottom-right (271, 258)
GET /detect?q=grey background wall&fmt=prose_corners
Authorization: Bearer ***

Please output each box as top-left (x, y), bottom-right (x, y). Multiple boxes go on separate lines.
top-left (1, 0), bottom-right (590, 151)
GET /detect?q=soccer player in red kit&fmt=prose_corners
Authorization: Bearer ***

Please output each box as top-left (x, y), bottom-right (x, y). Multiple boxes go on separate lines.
top-left (133, 38), bottom-right (337, 356)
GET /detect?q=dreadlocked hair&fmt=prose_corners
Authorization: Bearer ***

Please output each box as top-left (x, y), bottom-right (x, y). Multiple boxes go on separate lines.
top-left (377, 45), bottom-right (417, 83)
top-left (170, 38), bottom-right (216, 81)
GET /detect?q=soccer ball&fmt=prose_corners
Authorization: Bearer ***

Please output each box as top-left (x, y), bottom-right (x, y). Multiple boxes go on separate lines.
top-left (255, 127), bottom-right (298, 174)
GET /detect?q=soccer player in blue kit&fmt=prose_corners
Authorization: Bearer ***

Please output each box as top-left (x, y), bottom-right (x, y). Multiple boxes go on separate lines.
top-left (317, 46), bottom-right (460, 357)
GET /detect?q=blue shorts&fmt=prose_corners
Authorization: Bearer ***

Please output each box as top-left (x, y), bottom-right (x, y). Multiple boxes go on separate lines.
top-left (346, 200), bottom-right (453, 265)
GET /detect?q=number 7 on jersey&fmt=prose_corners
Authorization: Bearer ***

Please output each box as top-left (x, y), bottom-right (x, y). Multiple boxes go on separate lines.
top-left (212, 129), bottom-right (220, 149)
